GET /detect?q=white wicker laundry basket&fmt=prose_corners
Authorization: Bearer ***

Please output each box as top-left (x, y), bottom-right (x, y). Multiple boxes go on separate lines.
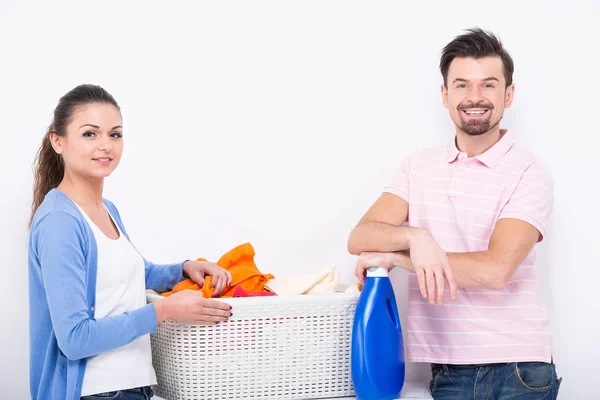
top-left (146, 291), bottom-right (359, 400)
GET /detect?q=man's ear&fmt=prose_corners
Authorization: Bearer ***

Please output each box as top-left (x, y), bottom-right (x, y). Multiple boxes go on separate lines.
top-left (441, 84), bottom-right (449, 109)
top-left (504, 83), bottom-right (515, 109)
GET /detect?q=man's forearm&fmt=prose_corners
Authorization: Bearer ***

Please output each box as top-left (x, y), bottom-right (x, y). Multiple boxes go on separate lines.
top-left (393, 250), bottom-right (510, 290)
top-left (446, 251), bottom-right (512, 290)
top-left (348, 222), bottom-right (424, 255)
top-left (350, 221), bottom-right (517, 291)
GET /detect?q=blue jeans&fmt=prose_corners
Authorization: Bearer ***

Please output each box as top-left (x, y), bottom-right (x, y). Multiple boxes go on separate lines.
top-left (430, 362), bottom-right (561, 399)
top-left (81, 386), bottom-right (154, 400)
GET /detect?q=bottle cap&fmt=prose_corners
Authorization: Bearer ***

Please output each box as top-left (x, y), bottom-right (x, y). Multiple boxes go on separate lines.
top-left (366, 266), bottom-right (389, 277)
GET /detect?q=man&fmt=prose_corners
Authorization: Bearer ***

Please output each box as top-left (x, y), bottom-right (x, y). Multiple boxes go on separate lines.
top-left (348, 28), bottom-right (561, 399)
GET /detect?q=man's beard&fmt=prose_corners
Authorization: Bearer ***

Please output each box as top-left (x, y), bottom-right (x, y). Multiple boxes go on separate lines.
top-left (460, 115), bottom-right (502, 136)
top-left (457, 101), bottom-right (500, 136)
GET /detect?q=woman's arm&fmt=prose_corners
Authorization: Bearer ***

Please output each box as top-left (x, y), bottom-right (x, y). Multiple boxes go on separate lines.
top-left (143, 258), bottom-right (186, 292)
top-left (34, 211), bottom-right (157, 361)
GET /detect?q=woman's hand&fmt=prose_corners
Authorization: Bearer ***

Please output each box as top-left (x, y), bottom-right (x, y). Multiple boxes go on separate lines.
top-left (155, 290), bottom-right (232, 325)
top-left (183, 260), bottom-right (232, 297)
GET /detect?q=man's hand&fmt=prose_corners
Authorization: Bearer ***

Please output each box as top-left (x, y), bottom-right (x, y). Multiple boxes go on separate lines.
top-left (354, 252), bottom-right (399, 284)
top-left (409, 229), bottom-right (457, 305)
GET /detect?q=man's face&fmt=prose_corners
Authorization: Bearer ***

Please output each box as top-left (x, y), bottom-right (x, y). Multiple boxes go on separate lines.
top-left (442, 56), bottom-right (514, 136)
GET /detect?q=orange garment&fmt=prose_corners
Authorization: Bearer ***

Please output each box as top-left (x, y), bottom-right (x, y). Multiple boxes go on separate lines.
top-left (161, 243), bottom-right (274, 298)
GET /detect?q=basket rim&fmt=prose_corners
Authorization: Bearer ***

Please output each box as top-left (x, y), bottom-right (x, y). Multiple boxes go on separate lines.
top-left (146, 289), bottom-right (359, 305)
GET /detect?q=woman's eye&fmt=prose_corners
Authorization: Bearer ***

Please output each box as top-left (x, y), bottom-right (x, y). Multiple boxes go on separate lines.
top-left (83, 131), bottom-right (96, 137)
top-left (110, 132), bottom-right (123, 138)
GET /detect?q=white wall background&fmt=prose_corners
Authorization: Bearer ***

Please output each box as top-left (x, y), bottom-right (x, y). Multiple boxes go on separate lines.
top-left (1, 1), bottom-right (598, 398)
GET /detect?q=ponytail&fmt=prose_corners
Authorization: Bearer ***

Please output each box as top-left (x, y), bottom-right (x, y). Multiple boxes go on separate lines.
top-left (29, 84), bottom-right (120, 227)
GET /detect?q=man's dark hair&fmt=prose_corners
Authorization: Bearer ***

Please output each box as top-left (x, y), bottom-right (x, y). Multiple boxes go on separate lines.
top-left (440, 27), bottom-right (514, 88)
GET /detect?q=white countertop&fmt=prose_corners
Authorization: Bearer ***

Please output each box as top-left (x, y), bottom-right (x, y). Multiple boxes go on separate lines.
top-left (154, 381), bottom-right (432, 400)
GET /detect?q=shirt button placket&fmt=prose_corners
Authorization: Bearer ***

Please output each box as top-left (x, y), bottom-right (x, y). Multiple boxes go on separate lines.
top-left (449, 153), bottom-right (467, 197)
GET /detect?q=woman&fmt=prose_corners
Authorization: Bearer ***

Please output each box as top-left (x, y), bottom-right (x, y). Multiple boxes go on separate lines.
top-left (28, 84), bottom-right (232, 400)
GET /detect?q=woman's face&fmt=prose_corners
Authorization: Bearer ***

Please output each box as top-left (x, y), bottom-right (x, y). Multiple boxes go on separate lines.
top-left (52, 103), bottom-right (124, 181)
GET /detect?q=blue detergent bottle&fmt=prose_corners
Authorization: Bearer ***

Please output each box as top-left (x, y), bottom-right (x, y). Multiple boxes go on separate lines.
top-left (351, 267), bottom-right (405, 400)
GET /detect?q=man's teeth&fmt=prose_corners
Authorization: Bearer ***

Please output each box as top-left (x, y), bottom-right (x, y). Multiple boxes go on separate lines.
top-left (465, 110), bottom-right (486, 116)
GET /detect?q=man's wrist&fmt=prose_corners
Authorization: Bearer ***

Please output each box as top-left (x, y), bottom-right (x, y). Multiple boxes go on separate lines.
top-left (406, 227), bottom-right (427, 248)
top-left (393, 250), bottom-right (414, 272)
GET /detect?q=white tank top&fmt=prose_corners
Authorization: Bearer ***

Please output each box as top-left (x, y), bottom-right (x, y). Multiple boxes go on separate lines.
top-left (77, 205), bottom-right (156, 396)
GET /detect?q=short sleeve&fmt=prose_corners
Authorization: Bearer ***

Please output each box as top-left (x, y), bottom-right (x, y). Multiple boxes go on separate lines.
top-left (498, 161), bottom-right (554, 242)
top-left (383, 157), bottom-right (410, 202)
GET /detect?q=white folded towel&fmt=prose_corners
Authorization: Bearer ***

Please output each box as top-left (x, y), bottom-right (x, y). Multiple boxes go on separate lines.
top-left (266, 266), bottom-right (340, 296)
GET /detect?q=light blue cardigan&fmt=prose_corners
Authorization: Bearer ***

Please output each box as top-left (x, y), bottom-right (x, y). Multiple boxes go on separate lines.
top-left (28, 189), bottom-right (185, 400)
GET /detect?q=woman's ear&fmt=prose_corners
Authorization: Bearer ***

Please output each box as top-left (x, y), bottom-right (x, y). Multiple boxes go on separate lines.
top-left (49, 132), bottom-right (64, 155)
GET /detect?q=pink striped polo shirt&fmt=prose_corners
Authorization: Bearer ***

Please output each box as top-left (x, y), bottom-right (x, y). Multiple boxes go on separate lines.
top-left (384, 129), bottom-right (554, 365)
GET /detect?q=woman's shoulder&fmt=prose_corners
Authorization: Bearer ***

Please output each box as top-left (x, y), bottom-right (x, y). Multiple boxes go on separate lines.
top-left (31, 189), bottom-right (84, 231)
